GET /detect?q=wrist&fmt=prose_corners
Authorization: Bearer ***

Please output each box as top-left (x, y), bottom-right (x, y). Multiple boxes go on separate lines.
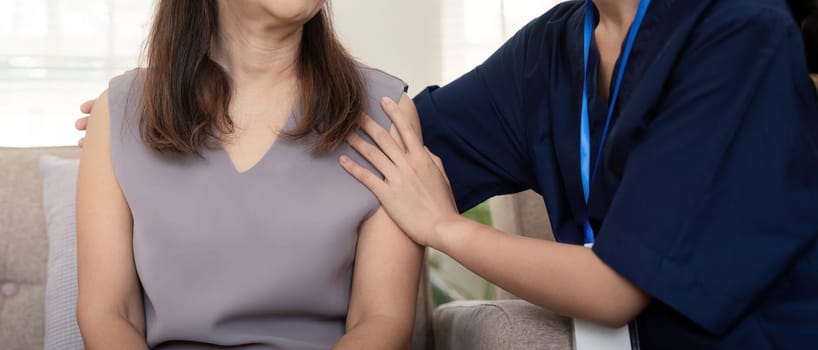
top-left (429, 214), bottom-right (473, 254)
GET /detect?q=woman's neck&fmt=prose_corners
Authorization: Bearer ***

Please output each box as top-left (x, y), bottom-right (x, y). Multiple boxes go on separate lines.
top-left (592, 0), bottom-right (641, 36)
top-left (590, 0), bottom-right (641, 101)
top-left (210, 2), bottom-right (301, 86)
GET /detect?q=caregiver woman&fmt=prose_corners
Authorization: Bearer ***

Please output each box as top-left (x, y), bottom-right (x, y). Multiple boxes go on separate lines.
top-left (341, 0), bottom-right (818, 348)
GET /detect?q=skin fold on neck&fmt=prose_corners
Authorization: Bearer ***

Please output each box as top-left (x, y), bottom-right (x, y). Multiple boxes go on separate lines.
top-left (211, 1), bottom-right (302, 90)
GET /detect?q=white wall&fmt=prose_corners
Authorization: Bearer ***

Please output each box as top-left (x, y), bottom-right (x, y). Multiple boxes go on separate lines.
top-left (332, 0), bottom-right (442, 95)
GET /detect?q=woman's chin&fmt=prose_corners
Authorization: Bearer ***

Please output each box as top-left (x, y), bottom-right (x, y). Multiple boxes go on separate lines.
top-left (229, 0), bottom-right (326, 26)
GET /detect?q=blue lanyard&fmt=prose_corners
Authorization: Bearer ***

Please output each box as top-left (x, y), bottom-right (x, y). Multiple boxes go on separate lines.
top-left (580, 0), bottom-right (651, 247)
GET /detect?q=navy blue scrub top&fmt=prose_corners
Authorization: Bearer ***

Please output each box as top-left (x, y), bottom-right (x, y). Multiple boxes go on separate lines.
top-left (415, 0), bottom-right (818, 348)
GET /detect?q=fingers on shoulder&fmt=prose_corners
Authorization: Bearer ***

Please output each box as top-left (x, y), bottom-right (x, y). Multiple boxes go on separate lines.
top-left (397, 93), bottom-right (421, 131)
top-left (384, 93), bottom-right (423, 148)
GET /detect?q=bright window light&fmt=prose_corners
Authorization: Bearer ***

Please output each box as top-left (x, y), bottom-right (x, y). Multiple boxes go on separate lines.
top-left (0, 0), bottom-right (154, 147)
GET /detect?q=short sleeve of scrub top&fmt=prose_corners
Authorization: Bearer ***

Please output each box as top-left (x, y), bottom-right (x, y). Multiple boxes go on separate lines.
top-left (413, 19), bottom-right (539, 212)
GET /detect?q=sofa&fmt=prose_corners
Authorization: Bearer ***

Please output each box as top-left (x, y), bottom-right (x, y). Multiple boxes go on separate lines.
top-left (0, 146), bottom-right (571, 350)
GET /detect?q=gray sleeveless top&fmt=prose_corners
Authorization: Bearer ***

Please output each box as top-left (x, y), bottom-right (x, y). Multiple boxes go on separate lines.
top-left (107, 68), bottom-right (407, 349)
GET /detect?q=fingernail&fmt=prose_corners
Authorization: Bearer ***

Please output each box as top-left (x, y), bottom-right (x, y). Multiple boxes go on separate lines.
top-left (339, 155), bottom-right (349, 164)
top-left (381, 96), bottom-right (395, 105)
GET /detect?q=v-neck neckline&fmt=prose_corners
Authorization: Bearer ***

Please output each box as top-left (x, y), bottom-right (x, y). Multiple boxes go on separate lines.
top-left (219, 137), bottom-right (282, 175)
top-left (218, 106), bottom-right (299, 176)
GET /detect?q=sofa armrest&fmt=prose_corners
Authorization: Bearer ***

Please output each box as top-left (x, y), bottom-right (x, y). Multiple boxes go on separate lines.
top-left (432, 299), bottom-right (572, 350)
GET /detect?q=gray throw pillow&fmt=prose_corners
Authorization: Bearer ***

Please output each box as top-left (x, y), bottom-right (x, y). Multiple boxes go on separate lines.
top-left (39, 154), bottom-right (84, 350)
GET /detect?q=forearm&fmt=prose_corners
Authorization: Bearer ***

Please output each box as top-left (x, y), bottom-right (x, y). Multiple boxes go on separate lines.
top-left (334, 316), bottom-right (411, 350)
top-left (79, 313), bottom-right (149, 350)
top-left (431, 216), bottom-right (648, 326)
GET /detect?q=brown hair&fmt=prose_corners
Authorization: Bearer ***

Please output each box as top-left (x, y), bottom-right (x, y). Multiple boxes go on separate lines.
top-left (142, 1), bottom-right (366, 155)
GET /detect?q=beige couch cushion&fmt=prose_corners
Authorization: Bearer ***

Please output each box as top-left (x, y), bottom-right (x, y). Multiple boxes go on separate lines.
top-left (433, 299), bottom-right (571, 350)
top-left (0, 147), bottom-right (81, 350)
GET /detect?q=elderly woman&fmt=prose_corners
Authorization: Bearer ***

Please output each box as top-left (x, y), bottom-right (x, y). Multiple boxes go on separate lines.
top-left (76, 1), bottom-right (422, 349)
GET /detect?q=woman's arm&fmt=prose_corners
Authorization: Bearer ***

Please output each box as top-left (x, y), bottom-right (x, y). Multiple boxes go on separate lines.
top-left (333, 206), bottom-right (424, 350)
top-left (433, 216), bottom-right (649, 327)
top-left (76, 91), bottom-right (149, 349)
top-left (341, 96), bottom-right (649, 327)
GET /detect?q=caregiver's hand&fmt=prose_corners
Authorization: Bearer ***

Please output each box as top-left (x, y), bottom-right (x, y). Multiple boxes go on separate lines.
top-left (340, 97), bottom-right (460, 247)
top-left (76, 99), bottom-right (95, 147)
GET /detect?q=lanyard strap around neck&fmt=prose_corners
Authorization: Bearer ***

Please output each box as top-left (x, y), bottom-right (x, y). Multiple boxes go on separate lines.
top-left (580, 0), bottom-right (651, 247)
